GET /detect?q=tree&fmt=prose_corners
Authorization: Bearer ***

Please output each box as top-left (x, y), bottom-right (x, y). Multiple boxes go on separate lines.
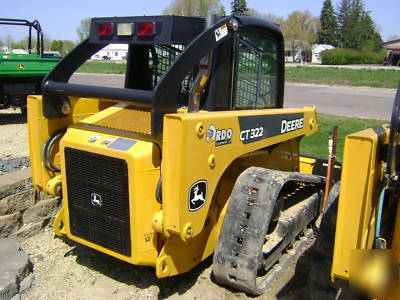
top-left (4, 35), bottom-right (14, 52)
top-left (216, 5), bottom-right (226, 16)
top-left (76, 18), bottom-right (91, 42)
top-left (43, 33), bottom-right (52, 50)
top-left (281, 11), bottom-right (320, 61)
top-left (49, 39), bottom-right (75, 55)
top-left (11, 38), bottom-right (29, 50)
top-left (337, 0), bottom-right (354, 48)
top-left (248, 9), bottom-right (284, 25)
top-left (62, 40), bottom-right (76, 55)
top-left (359, 11), bottom-right (383, 51)
top-left (337, 0), bottom-right (382, 51)
top-left (198, 0), bottom-right (224, 15)
top-left (231, 0), bottom-right (248, 16)
top-left (162, 0), bottom-right (225, 16)
top-left (51, 40), bottom-right (63, 52)
top-left (11, 36), bottom-right (51, 52)
top-left (317, 0), bottom-right (338, 46)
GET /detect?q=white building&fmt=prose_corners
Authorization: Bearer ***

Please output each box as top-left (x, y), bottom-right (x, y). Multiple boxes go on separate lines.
top-left (285, 47), bottom-right (302, 63)
top-left (311, 44), bottom-right (335, 64)
top-left (285, 43), bottom-right (335, 64)
top-left (11, 49), bottom-right (29, 54)
top-left (91, 44), bottom-right (128, 61)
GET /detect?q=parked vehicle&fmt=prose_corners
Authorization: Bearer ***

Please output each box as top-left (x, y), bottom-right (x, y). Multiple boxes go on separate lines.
top-left (0, 18), bottom-right (61, 113)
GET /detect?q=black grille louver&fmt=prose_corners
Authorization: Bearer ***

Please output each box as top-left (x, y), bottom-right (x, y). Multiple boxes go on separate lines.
top-left (65, 148), bottom-right (131, 256)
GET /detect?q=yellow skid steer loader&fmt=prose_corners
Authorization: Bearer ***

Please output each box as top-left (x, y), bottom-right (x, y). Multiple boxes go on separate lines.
top-left (28, 15), bottom-right (344, 295)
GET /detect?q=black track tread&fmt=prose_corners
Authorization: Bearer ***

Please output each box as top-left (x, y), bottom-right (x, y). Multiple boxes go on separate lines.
top-left (212, 167), bottom-right (325, 295)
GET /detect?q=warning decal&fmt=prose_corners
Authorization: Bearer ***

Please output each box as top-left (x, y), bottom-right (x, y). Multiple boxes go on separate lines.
top-left (215, 24), bottom-right (228, 42)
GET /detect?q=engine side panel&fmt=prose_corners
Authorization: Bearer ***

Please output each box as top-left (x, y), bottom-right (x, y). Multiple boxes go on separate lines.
top-left (56, 127), bottom-right (161, 266)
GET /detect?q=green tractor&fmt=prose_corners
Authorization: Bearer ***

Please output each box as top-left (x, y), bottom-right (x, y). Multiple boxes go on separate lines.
top-left (0, 18), bottom-right (61, 113)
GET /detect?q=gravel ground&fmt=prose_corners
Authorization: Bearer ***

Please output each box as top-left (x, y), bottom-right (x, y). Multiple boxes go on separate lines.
top-left (0, 108), bottom-right (30, 175)
top-left (18, 227), bottom-right (340, 300)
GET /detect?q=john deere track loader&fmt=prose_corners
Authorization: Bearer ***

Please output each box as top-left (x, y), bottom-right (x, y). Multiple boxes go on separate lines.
top-left (28, 15), bottom-right (334, 295)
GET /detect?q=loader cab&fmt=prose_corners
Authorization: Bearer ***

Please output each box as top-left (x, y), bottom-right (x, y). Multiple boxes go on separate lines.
top-left (41, 15), bottom-right (284, 144)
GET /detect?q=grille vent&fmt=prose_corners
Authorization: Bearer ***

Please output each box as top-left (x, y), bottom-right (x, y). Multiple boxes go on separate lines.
top-left (94, 105), bottom-right (151, 134)
top-left (65, 147), bottom-right (131, 256)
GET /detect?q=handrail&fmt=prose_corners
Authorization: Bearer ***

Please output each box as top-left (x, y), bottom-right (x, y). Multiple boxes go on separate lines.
top-left (44, 81), bottom-right (153, 109)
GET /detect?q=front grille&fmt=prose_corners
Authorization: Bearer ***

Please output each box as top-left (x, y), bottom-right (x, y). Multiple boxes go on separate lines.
top-left (65, 147), bottom-right (131, 256)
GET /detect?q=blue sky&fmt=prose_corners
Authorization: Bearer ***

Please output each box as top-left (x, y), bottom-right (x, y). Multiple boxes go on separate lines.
top-left (1, 0), bottom-right (398, 42)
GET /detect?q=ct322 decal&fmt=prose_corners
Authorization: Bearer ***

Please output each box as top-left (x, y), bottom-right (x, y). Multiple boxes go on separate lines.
top-left (240, 126), bottom-right (264, 141)
top-left (238, 113), bottom-right (305, 144)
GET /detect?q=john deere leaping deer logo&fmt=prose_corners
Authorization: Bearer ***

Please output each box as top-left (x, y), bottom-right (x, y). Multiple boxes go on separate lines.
top-left (188, 180), bottom-right (207, 211)
top-left (18, 64), bottom-right (25, 70)
top-left (90, 193), bottom-right (102, 207)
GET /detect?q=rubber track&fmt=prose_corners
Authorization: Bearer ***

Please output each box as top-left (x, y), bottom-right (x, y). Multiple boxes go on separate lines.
top-left (212, 167), bottom-right (325, 295)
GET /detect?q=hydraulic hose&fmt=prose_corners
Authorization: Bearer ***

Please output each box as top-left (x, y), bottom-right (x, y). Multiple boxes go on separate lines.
top-left (374, 187), bottom-right (387, 249)
top-left (41, 127), bottom-right (67, 173)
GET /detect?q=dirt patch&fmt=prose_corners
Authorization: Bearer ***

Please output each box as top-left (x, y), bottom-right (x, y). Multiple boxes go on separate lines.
top-left (17, 224), bottom-right (344, 300)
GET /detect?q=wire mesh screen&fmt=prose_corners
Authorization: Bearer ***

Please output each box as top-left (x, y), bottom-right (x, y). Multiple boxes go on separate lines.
top-left (235, 42), bottom-right (260, 109)
top-left (235, 32), bottom-right (278, 110)
top-left (258, 56), bottom-right (276, 108)
top-left (151, 45), bottom-right (182, 86)
top-left (151, 45), bottom-right (194, 103)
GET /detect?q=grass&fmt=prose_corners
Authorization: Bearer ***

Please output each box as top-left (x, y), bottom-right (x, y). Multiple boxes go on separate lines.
top-left (300, 113), bottom-right (384, 161)
top-left (77, 61), bottom-right (126, 74)
top-left (286, 66), bottom-right (400, 89)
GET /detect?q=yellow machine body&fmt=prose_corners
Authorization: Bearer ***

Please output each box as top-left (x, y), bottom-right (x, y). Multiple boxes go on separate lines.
top-left (331, 125), bottom-right (400, 284)
top-left (27, 97), bottom-right (319, 277)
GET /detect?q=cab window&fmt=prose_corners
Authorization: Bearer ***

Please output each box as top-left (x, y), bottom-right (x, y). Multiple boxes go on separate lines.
top-left (234, 29), bottom-right (279, 110)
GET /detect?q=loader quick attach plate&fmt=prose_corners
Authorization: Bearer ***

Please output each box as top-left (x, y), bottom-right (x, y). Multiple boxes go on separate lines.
top-left (65, 148), bottom-right (131, 256)
top-left (212, 167), bottom-right (325, 295)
